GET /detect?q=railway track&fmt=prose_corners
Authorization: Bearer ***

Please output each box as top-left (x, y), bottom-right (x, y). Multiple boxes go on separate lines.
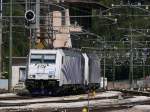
top-left (119, 89), bottom-right (150, 96)
top-left (0, 91), bottom-right (121, 106)
top-left (1, 100), bottom-right (150, 112)
top-left (1, 91), bottom-right (150, 112)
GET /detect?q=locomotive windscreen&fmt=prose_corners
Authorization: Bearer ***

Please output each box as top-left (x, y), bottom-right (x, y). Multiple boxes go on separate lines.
top-left (43, 54), bottom-right (56, 64)
top-left (30, 54), bottom-right (56, 64)
top-left (31, 54), bottom-right (42, 64)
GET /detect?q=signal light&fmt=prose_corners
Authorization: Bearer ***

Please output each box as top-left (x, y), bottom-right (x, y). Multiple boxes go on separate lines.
top-left (25, 10), bottom-right (35, 22)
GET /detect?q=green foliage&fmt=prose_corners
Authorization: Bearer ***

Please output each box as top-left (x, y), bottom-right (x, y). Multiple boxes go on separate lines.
top-left (91, 0), bottom-right (150, 80)
top-left (3, 1), bottom-right (28, 57)
top-left (2, 1), bottom-right (28, 77)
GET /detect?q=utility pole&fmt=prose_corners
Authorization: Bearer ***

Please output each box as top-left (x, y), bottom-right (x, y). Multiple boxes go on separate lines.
top-left (36, 0), bottom-right (40, 40)
top-left (129, 25), bottom-right (134, 89)
top-left (9, 0), bottom-right (13, 92)
top-left (0, 0), bottom-right (2, 78)
top-left (143, 59), bottom-right (145, 84)
top-left (113, 58), bottom-right (116, 89)
top-left (143, 47), bottom-right (148, 89)
top-left (103, 38), bottom-right (106, 90)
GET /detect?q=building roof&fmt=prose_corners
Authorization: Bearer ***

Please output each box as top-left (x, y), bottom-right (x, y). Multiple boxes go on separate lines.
top-left (12, 57), bottom-right (27, 66)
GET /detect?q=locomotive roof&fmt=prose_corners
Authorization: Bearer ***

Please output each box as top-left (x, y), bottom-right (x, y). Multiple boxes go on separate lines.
top-left (62, 49), bottom-right (83, 57)
top-left (29, 49), bottom-right (100, 59)
top-left (30, 49), bottom-right (58, 54)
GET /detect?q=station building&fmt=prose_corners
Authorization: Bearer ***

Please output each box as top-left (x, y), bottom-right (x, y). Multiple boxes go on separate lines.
top-left (11, 57), bottom-right (26, 90)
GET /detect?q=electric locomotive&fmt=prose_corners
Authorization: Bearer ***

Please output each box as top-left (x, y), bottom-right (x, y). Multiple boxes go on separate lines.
top-left (26, 49), bottom-right (101, 95)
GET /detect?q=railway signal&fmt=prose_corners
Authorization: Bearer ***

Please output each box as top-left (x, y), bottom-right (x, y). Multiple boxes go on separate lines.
top-left (25, 10), bottom-right (35, 28)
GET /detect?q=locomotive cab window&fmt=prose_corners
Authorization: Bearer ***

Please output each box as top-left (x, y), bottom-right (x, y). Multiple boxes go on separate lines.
top-left (43, 54), bottom-right (56, 64)
top-left (30, 54), bottom-right (42, 64)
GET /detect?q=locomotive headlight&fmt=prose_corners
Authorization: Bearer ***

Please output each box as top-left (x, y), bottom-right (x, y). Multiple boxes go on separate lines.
top-left (48, 71), bottom-right (55, 78)
top-left (48, 75), bottom-right (53, 78)
top-left (49, 71), bottom-right (55, 76)
top-left (29, 75), bottom-right (35, 78)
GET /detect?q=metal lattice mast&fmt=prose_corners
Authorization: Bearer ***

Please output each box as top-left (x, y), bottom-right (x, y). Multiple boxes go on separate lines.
top-left (36, 0), bottom-right (40, 40)
top-left (0, 0), bottom-right (2, 78)
top-left (8, 0), bottom-right (13, 92)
